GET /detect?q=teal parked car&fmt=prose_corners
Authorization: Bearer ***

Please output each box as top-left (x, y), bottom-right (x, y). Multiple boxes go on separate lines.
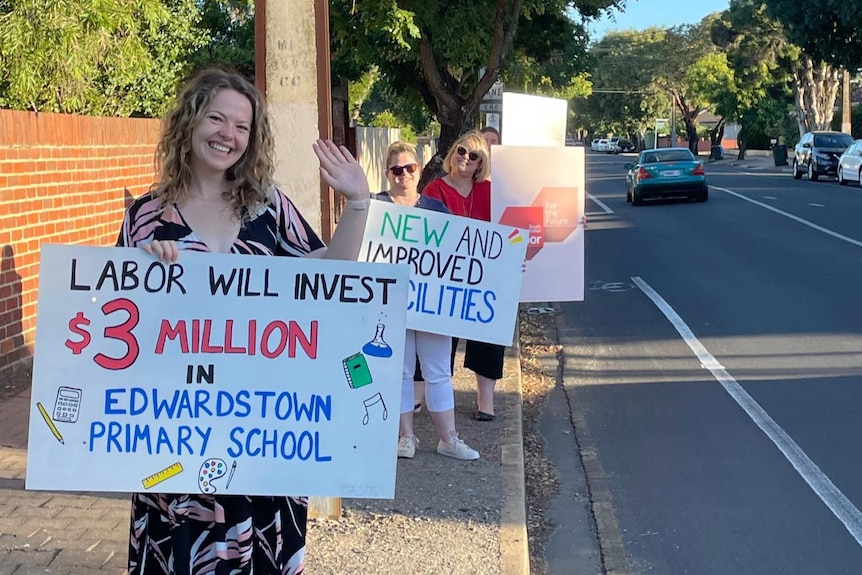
top-left (625, 147), bottom-right (708, 205)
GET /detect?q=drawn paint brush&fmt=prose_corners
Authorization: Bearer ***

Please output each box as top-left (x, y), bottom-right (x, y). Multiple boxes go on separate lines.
top-left (226, 460), bottom-right (237, 489)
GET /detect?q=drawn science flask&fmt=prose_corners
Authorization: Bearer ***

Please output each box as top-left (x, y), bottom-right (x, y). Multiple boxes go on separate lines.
top-left (363, 323), bottom-right (393, 358)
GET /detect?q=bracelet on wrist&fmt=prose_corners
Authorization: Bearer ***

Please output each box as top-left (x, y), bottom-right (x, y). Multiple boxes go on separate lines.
top-left (346, 198), bottom-right (370, 210)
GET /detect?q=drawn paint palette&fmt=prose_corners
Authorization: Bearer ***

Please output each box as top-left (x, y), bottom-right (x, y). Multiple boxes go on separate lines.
top-left (199, 458), bottom-right (227, 494)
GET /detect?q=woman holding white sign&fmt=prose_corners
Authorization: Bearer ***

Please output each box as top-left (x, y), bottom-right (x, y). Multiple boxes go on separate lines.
top-left (375, 141), bottom-right (479, 461)
top-left (422, 131), bottom-right (505, 422)
top-left (117, 68), bottom-right (371, 575)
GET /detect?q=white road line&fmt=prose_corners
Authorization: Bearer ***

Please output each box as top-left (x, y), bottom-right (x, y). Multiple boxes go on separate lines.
top-left (588, 194), bottom-right (614, 214)
top-left (711, 186), bottom-right (862, 249)
top-left (763, 196), bottom-right (777, 200)
top-left (809, 203), bottom-right (825, 207)
top-left (631, 275), bottom-right (862, 547)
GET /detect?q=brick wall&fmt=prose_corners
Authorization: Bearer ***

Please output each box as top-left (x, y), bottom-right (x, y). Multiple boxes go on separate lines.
top-left (0, 110), bottom-right (161, 378)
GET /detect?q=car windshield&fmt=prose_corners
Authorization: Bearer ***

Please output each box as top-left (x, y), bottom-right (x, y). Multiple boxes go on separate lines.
top-left (813, 134), bottom-right (854, 148)
top-left (641, 150), bottom-right (694, 163)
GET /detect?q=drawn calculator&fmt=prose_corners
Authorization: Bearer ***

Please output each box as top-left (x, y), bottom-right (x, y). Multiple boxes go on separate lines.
top-left (53, 387), bottom-right (82, 423)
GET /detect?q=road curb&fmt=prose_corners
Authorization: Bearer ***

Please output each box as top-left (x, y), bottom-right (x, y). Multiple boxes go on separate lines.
top-left (500, 321), bottom-right (530, 575)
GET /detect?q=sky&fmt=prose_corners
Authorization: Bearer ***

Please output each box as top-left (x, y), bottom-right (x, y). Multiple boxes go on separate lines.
top-left (587, 0), bottom-right (730, 39)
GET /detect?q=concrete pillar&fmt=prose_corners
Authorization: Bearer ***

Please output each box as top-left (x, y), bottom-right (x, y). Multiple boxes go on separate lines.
top-left (255, 0), bottom-right (333, 241)
top-left (255, 0), bottom-right (339, 519)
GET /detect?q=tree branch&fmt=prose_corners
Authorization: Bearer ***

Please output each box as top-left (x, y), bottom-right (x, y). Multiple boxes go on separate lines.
top-left (417, 34), bottom-right (461, 116)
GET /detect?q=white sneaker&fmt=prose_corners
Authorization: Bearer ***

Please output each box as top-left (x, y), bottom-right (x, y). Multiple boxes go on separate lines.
top-left (397, 435), bottom-right (418, 458)
top-left (436, 437), bottom-right (479, 461)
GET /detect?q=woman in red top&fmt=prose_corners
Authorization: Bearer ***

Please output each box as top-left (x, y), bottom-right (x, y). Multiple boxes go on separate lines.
top-left (422, 131), bottom-right (504, 421)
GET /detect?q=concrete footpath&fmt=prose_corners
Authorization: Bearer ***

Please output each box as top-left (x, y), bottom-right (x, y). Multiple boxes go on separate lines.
top-left (0, 341), bottom-right (529, 574)
top-left (714, 148), bottom-right (792, 174)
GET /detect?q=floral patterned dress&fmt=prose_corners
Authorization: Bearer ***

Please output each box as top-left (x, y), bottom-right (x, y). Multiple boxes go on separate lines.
top-left (117, 189), bottom-right (324, 575)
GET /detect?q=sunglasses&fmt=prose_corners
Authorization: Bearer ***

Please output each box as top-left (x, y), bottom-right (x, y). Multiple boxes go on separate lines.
top-left (457, 146), bottom-right (480, 161)
top-left (388, 163), bottom-right (419, 176)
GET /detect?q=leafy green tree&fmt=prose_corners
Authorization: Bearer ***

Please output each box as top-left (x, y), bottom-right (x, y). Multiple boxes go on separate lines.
top-left (188, 0), bottom-right (255, 79)
top-left (709, 0), bottom-right (794, 156)
top-left (348, 67), bottom-right (381, 125)
top-left (761, 0), bottom-right (862, 71)
top-left (504, 10), bottom-right (593, 100)
top-left (346, 64), bottom-right (438, 139)
top-left (654, 20), bottom-right (723, 153)
top-left (581, 21), bottom-right (722, 154)
top-left (0, 0), bottom-right (205, 117)
top-left (685, 52), bottom-right (734, 149)
top-left (578, 28), bottom-right (674, 146)
top-left (330, 0), bottom-right (625, 164)
top-left (712, 0), bottom-right (835, 145)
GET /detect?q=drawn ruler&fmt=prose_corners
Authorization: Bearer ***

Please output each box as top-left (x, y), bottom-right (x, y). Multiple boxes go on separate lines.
top-left (142, 462), bottom-right (184, 489)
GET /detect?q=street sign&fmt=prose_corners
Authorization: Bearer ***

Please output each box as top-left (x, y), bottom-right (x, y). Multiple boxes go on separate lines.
top-left (484, 81), bottom-right (504, 101)
top-left (479, 102), bottom-right (502, 112)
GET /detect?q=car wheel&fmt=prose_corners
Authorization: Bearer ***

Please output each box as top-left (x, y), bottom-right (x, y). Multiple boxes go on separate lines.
top-left (792, 160), bottom-right (802, 179)
top-left (838, 168), bottom-right (847, 185)
top-left (632, 188), bottom-right (643, 206)
top-left (808, 162), bottom-right (818, 181)
top-left (696, 188), bottom-right (709, 202)
top-left (626, 187), bottom-right (632, 203)
top-left (859, 169), bottom-right (862, 187)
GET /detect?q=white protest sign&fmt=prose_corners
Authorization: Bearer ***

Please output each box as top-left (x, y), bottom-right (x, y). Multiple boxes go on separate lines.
top-left (491, 146), bottom-right (585, 302)
top-left (26, 245), bottom-right (409, 498)
top-left (501, 92), bottom-right (567, 147)
top-left (360, 202), bottom-right (527, 346)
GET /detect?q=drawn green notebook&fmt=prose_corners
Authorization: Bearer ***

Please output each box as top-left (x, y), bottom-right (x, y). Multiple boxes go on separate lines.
top-left (342, 352), bottom-right (373, 389)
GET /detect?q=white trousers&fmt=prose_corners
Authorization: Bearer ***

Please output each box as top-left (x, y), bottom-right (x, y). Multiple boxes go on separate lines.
top-left (401, 330), bottom-right (454, 414)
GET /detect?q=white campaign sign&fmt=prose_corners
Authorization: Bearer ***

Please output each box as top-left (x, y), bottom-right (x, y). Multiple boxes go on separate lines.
top-left (491, 146), bottom-right (586, 302)
top-left (26, 245), bottom-right (409, 498)
top-left (501, 92), bottom-right (568, 147)
top-left (359, 202), bottom-right (527, 346)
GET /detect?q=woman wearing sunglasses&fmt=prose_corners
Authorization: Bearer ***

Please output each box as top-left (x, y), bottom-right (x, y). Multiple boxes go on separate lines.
top-left (374, 141), bottom-right (480, 461)
top-left (421, 131), bottom-right (503, 422)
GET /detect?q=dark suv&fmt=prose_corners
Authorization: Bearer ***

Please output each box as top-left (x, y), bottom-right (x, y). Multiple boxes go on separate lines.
top-left (792, 131), bottom-right (854, 181)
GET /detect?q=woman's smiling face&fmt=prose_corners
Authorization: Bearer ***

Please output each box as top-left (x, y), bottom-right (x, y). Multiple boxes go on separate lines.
top-left (189, 88), bottom-right (253, 176)
top-left (452, 143), bottom-right (481, 177)
top-left (386, 152), bottom-right (419, 193)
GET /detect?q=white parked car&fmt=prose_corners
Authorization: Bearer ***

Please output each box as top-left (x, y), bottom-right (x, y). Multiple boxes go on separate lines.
top-left (596, 138), bottom-right (609, 152)
top-left (590, 138), bottom-right (600, 151)
top-left (837, 139), bottom-right (862, 186)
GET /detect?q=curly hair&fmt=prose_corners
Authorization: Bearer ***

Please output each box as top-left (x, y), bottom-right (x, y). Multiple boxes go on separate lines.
top-left (151, 67), bottom-right (275, 221)
top-left (442, 131), bottom-right (490, 182)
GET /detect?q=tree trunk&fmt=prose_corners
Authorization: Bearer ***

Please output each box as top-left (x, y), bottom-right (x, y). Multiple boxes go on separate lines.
top-left (709, 118), bottom-right (725, 159)
top-left (793, 56), bottom-right (840, 135)
top-left (710, 118), bottom-right (725, 146)
top-left (675, 92), bottom-right (702, 155)
top-left (685, 120), bottom-right (699, 155)
top-left (417, 106), bottom-right (475, 192)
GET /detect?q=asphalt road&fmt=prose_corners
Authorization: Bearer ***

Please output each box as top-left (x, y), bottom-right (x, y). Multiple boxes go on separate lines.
top-left (552, 151), bottom-right (862, 574)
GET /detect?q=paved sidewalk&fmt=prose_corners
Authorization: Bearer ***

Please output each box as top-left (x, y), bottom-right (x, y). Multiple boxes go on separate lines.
top-left (0, 340), bottom-right (528, 574)
top-left (712, 149), bottom-right (792, 174)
